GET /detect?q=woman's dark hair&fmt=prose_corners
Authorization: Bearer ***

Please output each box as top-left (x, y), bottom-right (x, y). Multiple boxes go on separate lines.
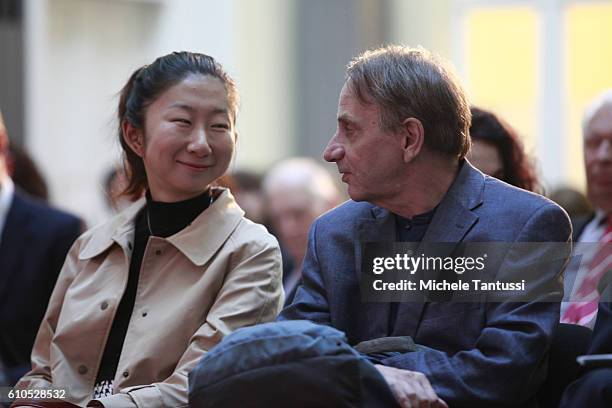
top-left (470, 107), bottom-right (541, 193)
top-left (118, 51), bottom-right (239, 199)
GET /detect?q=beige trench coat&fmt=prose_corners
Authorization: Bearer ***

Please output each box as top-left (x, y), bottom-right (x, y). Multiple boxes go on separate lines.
top-left (15, 189), bottom-right (283, 407)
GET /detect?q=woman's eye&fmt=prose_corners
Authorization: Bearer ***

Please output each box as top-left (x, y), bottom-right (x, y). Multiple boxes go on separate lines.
top-left (212, 123), bottom-right (230, 130)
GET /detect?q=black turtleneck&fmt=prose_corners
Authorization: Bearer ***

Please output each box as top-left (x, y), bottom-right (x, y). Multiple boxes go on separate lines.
top-left (95, 190), bottom-right (212, 386)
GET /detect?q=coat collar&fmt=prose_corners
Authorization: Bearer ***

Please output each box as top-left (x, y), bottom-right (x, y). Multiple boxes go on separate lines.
top-left (78, 188), bottom-right (244, 266)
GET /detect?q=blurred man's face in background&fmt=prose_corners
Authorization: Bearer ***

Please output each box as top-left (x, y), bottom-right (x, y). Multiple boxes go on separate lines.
top-left (584, 104), bottom-right (612, 213)
top-left (267, 188), bottom-right (326, 264)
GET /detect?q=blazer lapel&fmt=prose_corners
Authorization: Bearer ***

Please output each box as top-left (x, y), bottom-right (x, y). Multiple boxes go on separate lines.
top-left (356, 206), bottom-right (396, 338)
top-left (395, 161), bottom-right (484, 337)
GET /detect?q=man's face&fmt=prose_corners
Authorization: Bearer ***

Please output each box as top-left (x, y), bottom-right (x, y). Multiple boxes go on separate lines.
top-left (584, 104), bottom-right (612, 213)
top-left (323, 82), bottom-right (405, 202)
top-left (267, 188), bottom-right (323, 263)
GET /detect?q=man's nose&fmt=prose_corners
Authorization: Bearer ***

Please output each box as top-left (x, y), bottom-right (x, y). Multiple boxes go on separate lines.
top-left (188, 128), bottom-right (212, 157)
top-left (323, 133), bottom-right (344, 162)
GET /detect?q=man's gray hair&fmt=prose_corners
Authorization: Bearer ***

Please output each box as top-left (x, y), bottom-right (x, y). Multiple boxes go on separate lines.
top-left (345, 45), bottom-right (471, 159)
top-left (263, 157), bottom-right (341, 205)
top-left (582, 89), bottom-right (612, 135)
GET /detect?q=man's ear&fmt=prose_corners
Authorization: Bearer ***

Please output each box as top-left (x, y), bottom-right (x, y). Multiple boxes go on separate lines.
top-left (122, 121), bottom-right (145, 157)
top-left (399, 117), bottom-right (425, 162)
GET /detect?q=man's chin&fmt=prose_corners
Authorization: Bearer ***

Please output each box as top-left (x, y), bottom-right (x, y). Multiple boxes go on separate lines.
top-left (347, 187), bottom-right (369, 202)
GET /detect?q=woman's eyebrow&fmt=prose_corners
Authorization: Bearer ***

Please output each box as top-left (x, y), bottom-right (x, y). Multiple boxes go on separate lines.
top-left (167, 103), bottom-right (228, 116)
top-left (168, 102), bottom-right (195, 112)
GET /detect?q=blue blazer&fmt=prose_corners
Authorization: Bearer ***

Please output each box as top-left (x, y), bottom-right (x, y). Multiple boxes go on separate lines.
top-left (0, 190), bottom-right (82, 384)
top-left (279, 162), bottom-right (572, 407)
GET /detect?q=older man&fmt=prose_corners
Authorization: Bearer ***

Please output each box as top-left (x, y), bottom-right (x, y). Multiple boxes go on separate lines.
top-left (279, 45), bottom-right (571, 407)
top-left (560, 285), bottom-right (612, 408)
top-left (0, 110), bottom-right (82, 386)
top-left (561, 90), bottom-right (612, 327)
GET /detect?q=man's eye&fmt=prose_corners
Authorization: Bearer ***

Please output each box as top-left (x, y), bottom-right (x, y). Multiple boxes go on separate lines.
top-left (173, 119), bottom-right (191, 125)
top-left (340, 123), bottom-right (354, 133)
top-left (212, 123), bottom-right (230, 130)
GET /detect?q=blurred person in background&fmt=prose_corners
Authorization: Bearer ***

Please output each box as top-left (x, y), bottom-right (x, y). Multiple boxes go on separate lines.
top-left (0, 110), bottom-right (82, 387)
top-left (548, 186), bottom-right (593, 219)
top-left (263, 158), bottom-right (342, 303)
top-left (219, 169), bottom-right (268, 226)
top-left (12, 52), bottom-right (283, 408)
top-left (559, 284), bottom-right (612, 408)
top-left (561, 89), bottom-right (612, 328)
top-left (9, 145), bottom-right (48, 201)
top-left (102, 164), bottom-right (134, 214)
top-left (467, 106), bottom-right (542, 193)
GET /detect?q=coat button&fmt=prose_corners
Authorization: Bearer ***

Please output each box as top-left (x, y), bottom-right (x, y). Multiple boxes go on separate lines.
top-left (78, 365), bottom-right (88, 375)
top-left (100, 301), bottom-right (108, 310)
top-left (155, 250), bottom-right (162, 256)
top-left (142, 311), bottom-right (148, 317)
top-left (122, 371), bottom-right (129, 378)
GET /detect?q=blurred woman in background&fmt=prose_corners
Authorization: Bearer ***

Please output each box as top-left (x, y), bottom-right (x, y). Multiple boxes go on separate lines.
top-left (467, 106), bottom-right (542, 193)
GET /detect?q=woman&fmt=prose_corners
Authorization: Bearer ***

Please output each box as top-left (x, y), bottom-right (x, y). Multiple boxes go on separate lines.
top-left (13, 52), bottom-right (283, 407)
top-left (467, 107), bottom-right (542, 193)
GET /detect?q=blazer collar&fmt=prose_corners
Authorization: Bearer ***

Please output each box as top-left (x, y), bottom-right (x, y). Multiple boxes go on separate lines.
top-left (78, 188), bottom-right (244, 266)
top-left (422, 159), bottom-right (483, 243)
top-left (355, 160), bottom-right (484, 338)
top-left (360, 160), bottom-right (484, 239)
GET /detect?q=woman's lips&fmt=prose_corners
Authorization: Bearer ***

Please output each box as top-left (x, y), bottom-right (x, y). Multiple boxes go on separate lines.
top-left (178, 161), bottom-right (211, 171)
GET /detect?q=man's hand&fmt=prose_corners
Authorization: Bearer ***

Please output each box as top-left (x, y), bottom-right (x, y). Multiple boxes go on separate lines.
top-left (375, 364), bottom-right (448, 408)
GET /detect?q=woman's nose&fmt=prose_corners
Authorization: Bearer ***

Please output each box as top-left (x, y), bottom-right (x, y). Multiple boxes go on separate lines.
top-left (188, 129), bottom-right (212, 156)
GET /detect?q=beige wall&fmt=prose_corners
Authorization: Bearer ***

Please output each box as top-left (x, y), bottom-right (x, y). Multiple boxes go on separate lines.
top-left (24, 0), bottom-right (293, 226)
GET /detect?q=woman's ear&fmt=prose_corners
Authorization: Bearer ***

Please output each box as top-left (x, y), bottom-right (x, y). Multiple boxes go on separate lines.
top-left (122, 121), bottom-right (145, 157)
top-left (399, 117), bottom-right (425, 163)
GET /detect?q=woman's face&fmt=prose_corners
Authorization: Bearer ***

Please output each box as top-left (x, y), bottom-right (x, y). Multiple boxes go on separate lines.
top-left (130, 74), bottom-right (235, 202)
top-left (467, 139), bottom-right (505, 180)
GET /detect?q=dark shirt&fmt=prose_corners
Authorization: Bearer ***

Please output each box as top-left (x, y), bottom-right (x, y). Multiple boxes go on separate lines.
top-left (95, 190), bottom-right (212, 385)
top-left (388, 209), bottom-right (436, 334)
